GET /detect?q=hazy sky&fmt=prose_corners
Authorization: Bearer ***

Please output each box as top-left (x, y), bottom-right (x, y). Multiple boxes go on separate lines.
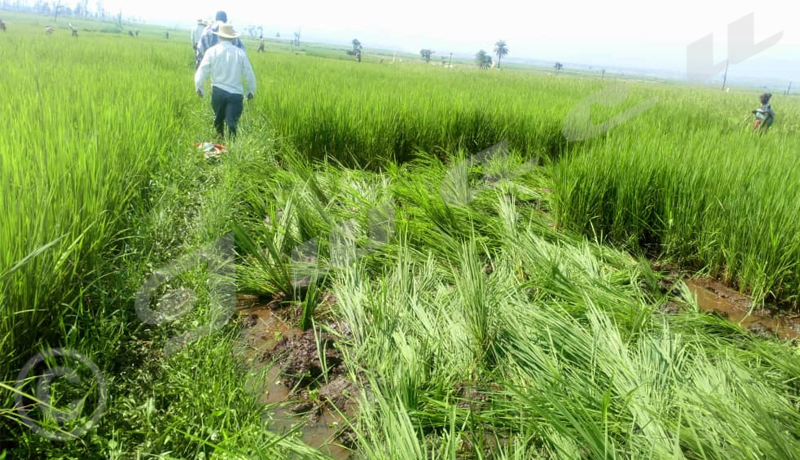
top-left (99, 0), bottom-right (798, 80)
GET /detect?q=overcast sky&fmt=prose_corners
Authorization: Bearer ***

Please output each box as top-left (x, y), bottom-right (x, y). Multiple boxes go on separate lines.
top-left (97, 0), bottom-right (799, 81)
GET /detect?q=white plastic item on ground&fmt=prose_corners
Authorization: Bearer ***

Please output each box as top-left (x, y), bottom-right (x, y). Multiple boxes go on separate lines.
top-left (195, 142), bottom-right (228, 160)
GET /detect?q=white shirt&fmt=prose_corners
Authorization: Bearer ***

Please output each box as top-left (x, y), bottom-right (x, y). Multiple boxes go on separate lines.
top-left (191, 24), bottom-right (206, 48)
top-left (195, 41), bottom-right (257, 96)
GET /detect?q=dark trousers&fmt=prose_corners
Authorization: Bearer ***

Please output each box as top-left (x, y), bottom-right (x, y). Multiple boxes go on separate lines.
top-left (211, 87), bottom-right (244, 139)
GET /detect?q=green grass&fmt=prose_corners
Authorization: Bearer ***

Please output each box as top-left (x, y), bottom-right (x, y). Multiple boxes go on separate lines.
top-left (2, 11), bottom-right (800, 460)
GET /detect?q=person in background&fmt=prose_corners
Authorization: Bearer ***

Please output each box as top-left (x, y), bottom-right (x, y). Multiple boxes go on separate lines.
top-left (196, 11), bottom-right (244, 68)
top-left (195, 24), bottom-right (256, 140)
top-left (1, 19), bottom-right (8, 32)
top-left (166, 31), bottom-right (170, 39)
top-left (192, 19), bottom-right (206, 51)
top-left (257, 37), bottom-right (265, 53)
top-left (753, 92), bottom-right (775, 132)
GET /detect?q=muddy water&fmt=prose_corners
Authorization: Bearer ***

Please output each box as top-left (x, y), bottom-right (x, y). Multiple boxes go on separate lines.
top-left (685, 279), bottom-right (800, 340)
top-left (264, 389), bottom-right (352, 460)
top-left (236, 300), bottom-right (354, 460)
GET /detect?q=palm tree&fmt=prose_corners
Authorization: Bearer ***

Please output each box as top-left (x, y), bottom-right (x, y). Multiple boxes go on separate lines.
top-left (475, 50), bottom-right (492, 69)
top-left (494, 40), bottom-right (508, 69)
top-left (554, 62), bottom-right (564, 74)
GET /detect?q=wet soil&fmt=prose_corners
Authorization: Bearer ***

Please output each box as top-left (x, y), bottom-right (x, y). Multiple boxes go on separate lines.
top-left (236, 295), bottom-right (357, 460)
top-left (655, 272), bottom-right (800, 340)
top-left (684, 278), bottom-right (800, 340)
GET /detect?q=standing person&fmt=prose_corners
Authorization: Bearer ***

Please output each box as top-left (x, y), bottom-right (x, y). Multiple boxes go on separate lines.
top-left (192, 19), bottom-right (206, 51)
top-left (1, 19), bottom-right (7, 32)
top-left (195, 11), bottom-right (244, 68)
top-left (257, 37), bottom-right (265, 53)
top-left (753, 92), bottom-right (775, 132)
top-left (195, 24), bottom-right (256, 139)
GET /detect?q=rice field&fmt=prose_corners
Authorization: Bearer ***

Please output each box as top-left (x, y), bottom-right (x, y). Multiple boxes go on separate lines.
top-left (2, 12), bottom-right (800, 460)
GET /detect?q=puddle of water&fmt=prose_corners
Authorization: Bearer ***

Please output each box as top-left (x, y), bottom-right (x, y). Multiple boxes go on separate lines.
top-left (266, 402), bottom-right (353, 460)
top-left (685, 279), bottom-right (800, 340)
top-left (237, 297), bottom-right (355, 460)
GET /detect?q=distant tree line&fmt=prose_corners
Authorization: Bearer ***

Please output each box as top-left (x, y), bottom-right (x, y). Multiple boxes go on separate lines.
top-left (0, 0), bottom-right (146, 24)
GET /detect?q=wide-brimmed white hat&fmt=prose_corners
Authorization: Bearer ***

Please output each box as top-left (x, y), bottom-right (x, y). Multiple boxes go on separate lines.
top-left (213, 24), bottom-right (240, 39)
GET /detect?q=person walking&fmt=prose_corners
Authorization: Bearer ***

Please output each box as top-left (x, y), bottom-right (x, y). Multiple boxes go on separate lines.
top-left (257, 37), bottom-right (265, 53)
top-left (196, 11), bottom-right (244, 68)
top-left (195, 24), bottom-right (256, 139)
top-left (1, 19), bottom-right (8, 32)
top-left (192, 19), bottom-right (206, 51)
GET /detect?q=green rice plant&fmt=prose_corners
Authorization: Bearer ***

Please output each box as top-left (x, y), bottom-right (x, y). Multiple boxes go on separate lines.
top-left (248, 52), bottom-right (587, 165)
top-left (333, 193), bottom-right (800, 459)
top-left (4, 12), bottom-right (800, 459)
top-left (553, 98), bottom-right (800, 306)
top-left (0, 23), bottom-right (191, 381)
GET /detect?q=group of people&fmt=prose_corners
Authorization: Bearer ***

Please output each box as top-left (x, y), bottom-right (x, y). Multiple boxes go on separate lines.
top-left (193, 10), bottom-right (256, 140)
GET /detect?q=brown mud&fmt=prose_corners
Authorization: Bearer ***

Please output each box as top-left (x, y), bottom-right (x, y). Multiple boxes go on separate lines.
top-left (657, 273), bottom-right (800, 340)
top-left (685, 279), bottom-right (800, 340)
top-left (236, 295), bottom-right (357, 460)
